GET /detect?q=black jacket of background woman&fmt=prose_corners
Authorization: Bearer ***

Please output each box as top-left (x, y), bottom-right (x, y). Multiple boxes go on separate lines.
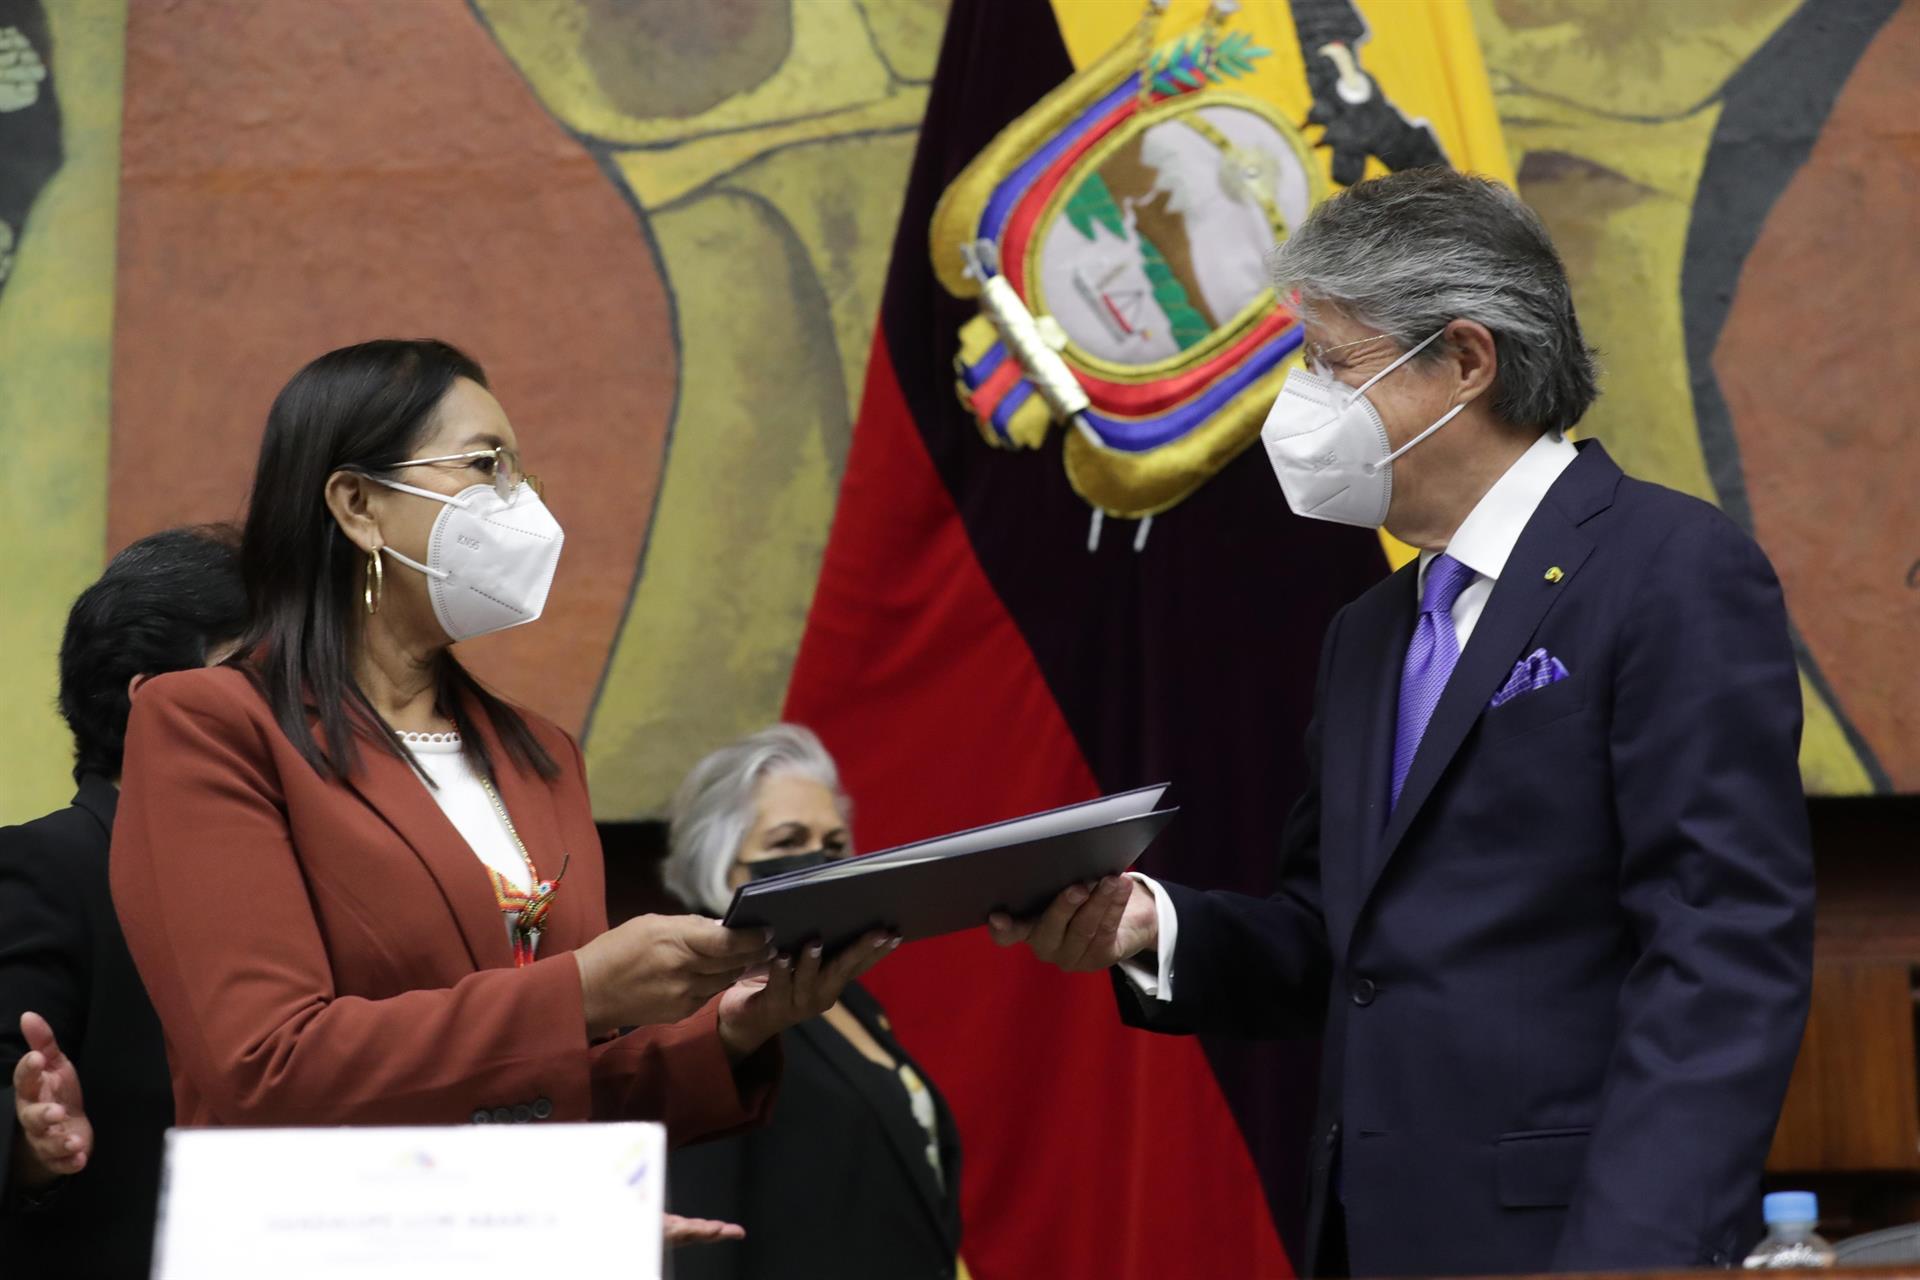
top-left (669, 980), bottom-right (962, 1280)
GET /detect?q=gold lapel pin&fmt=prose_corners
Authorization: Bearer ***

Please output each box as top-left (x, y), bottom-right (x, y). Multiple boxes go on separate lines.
top-left (1544, 566), bottom-right (1565, 583)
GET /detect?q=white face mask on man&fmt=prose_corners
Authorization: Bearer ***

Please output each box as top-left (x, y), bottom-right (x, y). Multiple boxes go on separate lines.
top-left (1259, 326), bottom-right (1476, 529)
top-left (370, 477), bottom-right (565, 642)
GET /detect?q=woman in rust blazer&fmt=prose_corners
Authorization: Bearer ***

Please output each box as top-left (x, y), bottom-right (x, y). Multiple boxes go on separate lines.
top-left (110, 340), bottom-right (894, 1167)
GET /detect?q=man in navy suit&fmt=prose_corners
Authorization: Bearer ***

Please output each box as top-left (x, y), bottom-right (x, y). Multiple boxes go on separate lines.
top-left (990, 168), bottom-right (1813, 1277)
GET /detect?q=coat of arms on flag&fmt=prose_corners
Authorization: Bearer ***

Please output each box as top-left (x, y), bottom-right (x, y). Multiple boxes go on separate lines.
top-left (932, 0), bottom-right (1458, 548)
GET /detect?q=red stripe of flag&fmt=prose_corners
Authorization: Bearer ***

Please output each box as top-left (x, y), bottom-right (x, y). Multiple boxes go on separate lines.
top-left (785, 336), bottom-right (1293, 1280)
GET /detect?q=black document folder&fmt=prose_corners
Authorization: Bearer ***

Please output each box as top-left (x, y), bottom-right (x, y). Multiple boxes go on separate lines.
top-left (722, 785), bottom-right (1177, 953)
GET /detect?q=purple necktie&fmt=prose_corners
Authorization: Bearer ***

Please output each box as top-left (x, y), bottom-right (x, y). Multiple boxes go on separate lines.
top-left (1391, 553), bottom-right (1474, 807)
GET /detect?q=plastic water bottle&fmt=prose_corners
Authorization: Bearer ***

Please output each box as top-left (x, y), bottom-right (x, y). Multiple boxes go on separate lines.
top-left (1743, 1191), bottom-right (1837, 1268)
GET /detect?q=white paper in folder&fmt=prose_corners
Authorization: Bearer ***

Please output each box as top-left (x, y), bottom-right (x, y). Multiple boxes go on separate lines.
top-left (153, 1122), bottom-right (665, 1279)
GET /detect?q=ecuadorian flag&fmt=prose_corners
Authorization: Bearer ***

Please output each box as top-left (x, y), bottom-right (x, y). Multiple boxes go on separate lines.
top-left (786, 3), bottom-right (1511, 1275)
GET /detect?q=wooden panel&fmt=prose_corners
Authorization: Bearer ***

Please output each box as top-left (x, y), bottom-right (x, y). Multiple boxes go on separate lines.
top-left (1770, 960), bottom-right (1920, 1172)
top-left (1809, 803), bottom-right (1920, 963)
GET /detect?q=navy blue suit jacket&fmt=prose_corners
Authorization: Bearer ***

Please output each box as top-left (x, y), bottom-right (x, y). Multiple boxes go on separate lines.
top-left (1118, 440), bottom-right (1814, 1276)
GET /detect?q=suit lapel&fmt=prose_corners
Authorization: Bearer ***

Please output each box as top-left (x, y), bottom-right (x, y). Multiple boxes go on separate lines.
top-left (1357, 440), bottom-right (1620, 910)
top-left (310, 679), bottom-right (577, 970)
top-left (1357, 570), bottom-right (1416, 850)
top-left (343, 736), bottom-right (514, 970)
top-left (1328, 571), bottom-right (1420, 959)
top-left (852, 989), bottom-right (962, 1234)
top-left (1321, 569), bottom-right (1415, 931)
top-left (797, 990), bottom-right (957, 1247)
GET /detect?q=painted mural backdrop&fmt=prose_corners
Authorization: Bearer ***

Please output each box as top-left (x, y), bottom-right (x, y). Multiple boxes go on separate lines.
top-left (1468, 0), bottom-right (1916, 793)
top-left (0, 0), bottom-right (945, 821)
top-left (0, 0), bottom-right (1913, 823)
top-left (0, 0), bottom-right (122, 822)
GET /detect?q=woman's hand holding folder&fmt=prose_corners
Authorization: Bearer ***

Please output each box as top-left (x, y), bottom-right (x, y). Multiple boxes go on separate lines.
top-left (574, 915), bottom-right (774, 1038)
top-left (716, 929), bottom-right (900, 1060)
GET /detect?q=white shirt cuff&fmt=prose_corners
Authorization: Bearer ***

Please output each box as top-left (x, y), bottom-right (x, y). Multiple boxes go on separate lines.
top-left (1116, 872), bottom-right (1178, 1001)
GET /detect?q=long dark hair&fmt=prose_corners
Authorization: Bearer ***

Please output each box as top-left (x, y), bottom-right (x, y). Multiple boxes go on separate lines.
top-left (236, 338), bottom-right (559, 784)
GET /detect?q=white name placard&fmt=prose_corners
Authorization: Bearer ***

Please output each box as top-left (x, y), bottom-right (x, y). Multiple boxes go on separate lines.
top-left (153, 1122), bottom-right (664, 1279)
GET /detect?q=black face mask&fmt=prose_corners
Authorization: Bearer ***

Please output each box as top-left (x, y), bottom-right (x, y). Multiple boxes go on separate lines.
top-left (745, 850), bottom-right (834, 881)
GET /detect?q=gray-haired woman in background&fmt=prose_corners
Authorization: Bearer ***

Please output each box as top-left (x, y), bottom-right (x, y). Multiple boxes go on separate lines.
top-left (663, 725), bottom-right (963, 1280)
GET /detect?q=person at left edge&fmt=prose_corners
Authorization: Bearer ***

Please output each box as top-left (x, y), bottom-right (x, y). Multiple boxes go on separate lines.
top-left (108, 340), bottom-right (895, 1178)
top-left (1, 527), bottom-right (248, 1279)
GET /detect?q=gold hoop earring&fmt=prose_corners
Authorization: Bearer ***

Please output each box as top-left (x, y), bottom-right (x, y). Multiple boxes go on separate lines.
top-left (364, 547), bottom-right (384, 615)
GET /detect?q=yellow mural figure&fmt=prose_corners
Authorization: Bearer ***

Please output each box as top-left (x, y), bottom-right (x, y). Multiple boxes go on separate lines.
top-left (0, 0), bottom-right (127, 819)
top-left (474, 0), bottom-right (947, 818)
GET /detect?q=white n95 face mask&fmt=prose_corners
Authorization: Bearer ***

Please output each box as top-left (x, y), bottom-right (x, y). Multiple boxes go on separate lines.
top-left (371, 479), bottom-right (565, 642)
top-left (1259, 327), bottom-right (1471, 529)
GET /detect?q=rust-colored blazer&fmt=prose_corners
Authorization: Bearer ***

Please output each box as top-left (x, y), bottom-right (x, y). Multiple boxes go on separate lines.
top-left (109, 665), bottom-right (774, 1138)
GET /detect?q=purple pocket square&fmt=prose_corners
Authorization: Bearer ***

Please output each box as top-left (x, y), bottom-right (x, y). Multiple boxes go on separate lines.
top-left (1489, 648), bottom-right (1570, 709)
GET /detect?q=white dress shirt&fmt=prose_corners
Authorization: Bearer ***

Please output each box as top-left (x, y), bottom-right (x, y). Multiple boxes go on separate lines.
top-left (402, 731), bottom-right (533, 893)
top-left (1121, 431), bottom-right (1580, 998)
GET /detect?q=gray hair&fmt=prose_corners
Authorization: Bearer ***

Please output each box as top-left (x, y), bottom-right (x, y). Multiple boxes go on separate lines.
top-left (1269, 167), bottom-right (1599, 434)
top-left (664, 723), bottom-right (849, 917)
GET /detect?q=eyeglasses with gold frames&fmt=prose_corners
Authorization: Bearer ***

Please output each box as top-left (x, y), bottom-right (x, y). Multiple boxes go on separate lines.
top-left (384, 446), bottom-right (543, 503)
top-left (1299, 332), bottom-right (1394, 378)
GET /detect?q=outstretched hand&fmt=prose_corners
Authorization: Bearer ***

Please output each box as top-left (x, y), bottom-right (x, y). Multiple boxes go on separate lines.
top-left (665, 1212), bottom-right (746, 1247)
top-left (716, 930), bottom-right (899, 1060)
top-left (11, 1012), bottom-right (92, 1188)
top-left (986, 874), bottom-right (1158, 972)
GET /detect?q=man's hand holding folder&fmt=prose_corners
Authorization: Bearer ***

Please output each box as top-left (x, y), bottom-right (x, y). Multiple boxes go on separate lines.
top-left (985, 875), bottom-right (1158, 971)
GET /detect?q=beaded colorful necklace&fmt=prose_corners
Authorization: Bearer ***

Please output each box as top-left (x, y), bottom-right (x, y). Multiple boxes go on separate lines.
top-left (476, 773), bottom-right (568, 967)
